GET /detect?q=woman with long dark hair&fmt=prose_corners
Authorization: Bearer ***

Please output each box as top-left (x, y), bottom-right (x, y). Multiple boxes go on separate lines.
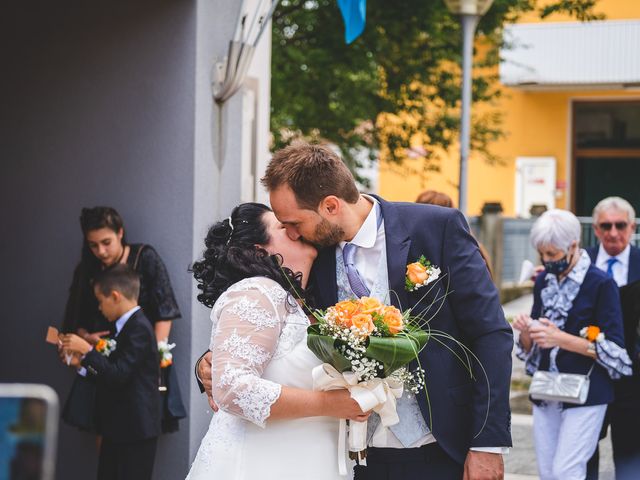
top-left (63, 206), bottom-right (179, 342)
top-left (186, 202), bottom-right (366, 480)
top-left (61, 206), bottom-right (185, 432)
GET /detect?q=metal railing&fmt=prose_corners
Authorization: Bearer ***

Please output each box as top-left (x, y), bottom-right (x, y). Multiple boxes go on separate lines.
top-left (469, 216), bottom-right (640, 284)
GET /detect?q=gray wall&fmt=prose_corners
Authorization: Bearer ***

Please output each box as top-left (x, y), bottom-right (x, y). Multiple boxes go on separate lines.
top-left (1, 2), bottom-right (198, 478)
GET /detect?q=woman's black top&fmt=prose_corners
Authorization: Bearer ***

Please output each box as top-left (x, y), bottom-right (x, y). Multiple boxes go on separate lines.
top-left (62, 243), bottom-right (181, 333)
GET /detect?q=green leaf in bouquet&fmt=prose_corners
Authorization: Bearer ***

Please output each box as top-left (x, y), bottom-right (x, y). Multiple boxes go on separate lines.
top-left (307, 324), bottom-right (352, 372)
top-left (365, 325), bottom-right (429, 377)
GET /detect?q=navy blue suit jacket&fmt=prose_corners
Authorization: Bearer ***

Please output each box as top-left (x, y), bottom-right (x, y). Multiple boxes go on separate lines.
top-left (587, 245), bottom-right (640, 360)
top-left (82, 310), bottom-right (162, 442)
top-left (587, 244), bottom-right (640, 412)
top-left (531, 266), bottom-right (625, 407)
top-left (311, 197), bottom-right (513, 463)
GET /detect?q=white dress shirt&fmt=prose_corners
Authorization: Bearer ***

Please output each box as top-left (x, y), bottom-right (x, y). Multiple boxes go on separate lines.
top-left (595, 244), bottom-right (630, 287)
top-left (114, 305), bottom-right (142, 336)
top-left (337, 196), bottom-right (507, 454)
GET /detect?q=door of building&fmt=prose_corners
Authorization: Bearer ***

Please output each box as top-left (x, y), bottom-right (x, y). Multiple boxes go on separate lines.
top-left (572, 100), bottom-right (640, 216)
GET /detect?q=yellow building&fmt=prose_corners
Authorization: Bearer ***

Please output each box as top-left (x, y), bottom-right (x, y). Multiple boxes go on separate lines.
top-left (379, 0), bottom-right (640, 217)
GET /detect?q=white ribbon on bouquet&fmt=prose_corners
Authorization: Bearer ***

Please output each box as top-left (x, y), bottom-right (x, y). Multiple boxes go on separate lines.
top-left (312, 363), bottom-right (404, 475)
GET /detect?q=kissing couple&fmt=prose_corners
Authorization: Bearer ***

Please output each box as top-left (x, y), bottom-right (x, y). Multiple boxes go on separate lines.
top-left (186, 143), bottom-right (513, 480)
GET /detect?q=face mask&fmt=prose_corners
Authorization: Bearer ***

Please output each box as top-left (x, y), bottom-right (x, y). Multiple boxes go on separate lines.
top-left (543, 255), bottom-right (570, 276)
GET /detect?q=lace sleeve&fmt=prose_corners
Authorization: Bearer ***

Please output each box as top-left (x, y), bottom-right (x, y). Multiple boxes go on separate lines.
top-left (595, 340), bottom-right (632, 379)
top-left (211, 283), bottom-right (283, 428)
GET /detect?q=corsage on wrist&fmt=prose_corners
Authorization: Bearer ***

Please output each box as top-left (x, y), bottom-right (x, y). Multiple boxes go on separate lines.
top-left (158, 339), bottom-right (176, 368)
top-left (580, 325), bottom-right (603, 354)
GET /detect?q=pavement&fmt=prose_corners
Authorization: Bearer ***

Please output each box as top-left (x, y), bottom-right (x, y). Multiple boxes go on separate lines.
top-left (502, 294), bottom-right (615, 480)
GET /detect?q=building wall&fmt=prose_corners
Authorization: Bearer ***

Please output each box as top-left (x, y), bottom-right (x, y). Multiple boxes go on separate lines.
top-left (378, 0), bottom-right (640, 216)
top-left (189, 0), bottom-right (273, 457)
top-left (0, 1), bottom-right (272, 478)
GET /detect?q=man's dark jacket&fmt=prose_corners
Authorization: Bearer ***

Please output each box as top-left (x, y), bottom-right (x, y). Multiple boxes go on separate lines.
top-left (312, 197), bottom-right (513, 464)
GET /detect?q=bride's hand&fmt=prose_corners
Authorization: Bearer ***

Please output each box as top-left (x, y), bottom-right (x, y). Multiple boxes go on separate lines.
top-left (324, 390), bottom-right (371, 422)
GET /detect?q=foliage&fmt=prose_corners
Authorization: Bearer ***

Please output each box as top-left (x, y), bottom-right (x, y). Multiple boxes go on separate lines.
top-left (271, 0), bottom-right (602, 179)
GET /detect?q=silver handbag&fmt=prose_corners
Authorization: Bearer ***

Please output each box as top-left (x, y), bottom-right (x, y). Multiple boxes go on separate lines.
top-left (528, 365), bottom-right (594, 405)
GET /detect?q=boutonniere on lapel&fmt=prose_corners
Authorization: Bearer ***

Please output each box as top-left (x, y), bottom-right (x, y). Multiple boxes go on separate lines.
top-left (405, 256), bottom-right (441, 292)
top-left (95, 337), bottom-right (117, 357)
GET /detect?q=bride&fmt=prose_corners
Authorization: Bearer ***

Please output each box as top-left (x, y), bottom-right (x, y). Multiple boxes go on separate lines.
top-left (186, 203), bottom-right (366, 480)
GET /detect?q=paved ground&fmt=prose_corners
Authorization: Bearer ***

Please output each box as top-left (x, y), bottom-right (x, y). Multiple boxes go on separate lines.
top-left (502, 295), bottom-right (615, 480)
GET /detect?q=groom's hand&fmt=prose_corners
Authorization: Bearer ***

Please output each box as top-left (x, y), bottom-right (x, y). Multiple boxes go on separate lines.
top-left (463, 451), bottom-right (503, 480)
top-left (197, 351), bottom-right (219, 412)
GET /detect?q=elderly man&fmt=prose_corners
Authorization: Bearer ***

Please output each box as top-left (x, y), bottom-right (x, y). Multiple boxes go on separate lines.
top-left (586, 196), bottom-right (640, 480)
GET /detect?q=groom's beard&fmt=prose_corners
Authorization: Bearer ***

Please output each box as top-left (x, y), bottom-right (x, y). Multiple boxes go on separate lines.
top-left (309, 218), bottom-right (345, 249)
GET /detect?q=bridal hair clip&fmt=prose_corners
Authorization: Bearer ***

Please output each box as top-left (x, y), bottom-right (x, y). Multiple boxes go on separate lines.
top-left (226, 217), bottom-right (234, 245)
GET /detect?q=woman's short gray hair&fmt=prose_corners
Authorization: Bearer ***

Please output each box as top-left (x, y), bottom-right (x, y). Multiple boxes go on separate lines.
top-left (592, 196), bottom-right (636, 223)
top-left (530, 209), bottom-right (582, 252)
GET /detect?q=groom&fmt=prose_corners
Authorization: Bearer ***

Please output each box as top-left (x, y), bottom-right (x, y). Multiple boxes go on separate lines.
top-left (262, 143), bottom-right (512, 479)
top-left (197, 142), bottom-right (512, 479)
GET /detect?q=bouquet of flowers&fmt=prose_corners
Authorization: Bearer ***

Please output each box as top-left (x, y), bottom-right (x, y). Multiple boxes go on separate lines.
top-left (95, 338), bottom-right (117, 357)
top-left (307, 297), bottom-right (429, 471)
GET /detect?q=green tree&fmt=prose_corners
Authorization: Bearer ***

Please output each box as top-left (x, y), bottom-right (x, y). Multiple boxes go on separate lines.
top-left (270, 0), bottom-right (602, 177)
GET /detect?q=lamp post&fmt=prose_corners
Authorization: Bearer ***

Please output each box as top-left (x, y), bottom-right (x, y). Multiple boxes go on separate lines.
top-left (444, 0), bottom-right (494, 215)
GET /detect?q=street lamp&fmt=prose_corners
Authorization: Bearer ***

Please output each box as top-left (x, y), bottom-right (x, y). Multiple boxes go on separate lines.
top-left (444, 0), bottom-right (494, 215)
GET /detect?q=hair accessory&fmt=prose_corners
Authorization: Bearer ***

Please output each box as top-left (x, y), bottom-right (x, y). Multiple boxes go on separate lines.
top-left (226, 217), bottom-right (234, 245)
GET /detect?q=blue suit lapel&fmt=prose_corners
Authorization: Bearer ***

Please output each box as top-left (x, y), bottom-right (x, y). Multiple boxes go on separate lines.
top-left (311, 247), bottom-right (338, 309)
top-left (373, 196), bottom-right (411, 310)
top-left (629, 246), bottom-right (640, 284)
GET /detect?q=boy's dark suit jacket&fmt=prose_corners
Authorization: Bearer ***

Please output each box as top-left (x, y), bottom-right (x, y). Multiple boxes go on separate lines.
top-left (311, 197), bottom-right (513, 464)
top-left (82, 309), bottom-right (162, 442)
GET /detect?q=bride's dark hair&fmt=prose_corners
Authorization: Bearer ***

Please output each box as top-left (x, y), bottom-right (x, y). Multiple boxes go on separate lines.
top-left (192, 203), bottom-right (305, 308)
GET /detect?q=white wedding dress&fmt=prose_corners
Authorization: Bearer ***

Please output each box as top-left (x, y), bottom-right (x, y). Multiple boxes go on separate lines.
top-left (186, 277), bottom-right (351, 480)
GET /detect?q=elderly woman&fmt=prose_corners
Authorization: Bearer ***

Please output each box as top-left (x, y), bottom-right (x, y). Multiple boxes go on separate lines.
top-left (514, 209), bottom-right (632, 480)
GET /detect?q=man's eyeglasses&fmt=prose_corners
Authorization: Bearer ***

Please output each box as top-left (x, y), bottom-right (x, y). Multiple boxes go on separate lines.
top-left (597, 222), bottom-right (629, 231)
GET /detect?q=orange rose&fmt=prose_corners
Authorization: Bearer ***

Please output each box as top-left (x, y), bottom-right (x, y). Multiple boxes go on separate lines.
top-left (332, 300), bottom-right (360, 327)
top-left (350, 313), bottom-right (375, 335)
top-left (585, 326), bottom-right (601, 342)
top-left (160, 358), bottom-right (173, 368)
top-left (96, 339), bottom-right (107, 352)
top-left (406, 262), bottom-right (428, 285)
top-left (359, 297), bottom-right (383, 315)
top-left (381, 306), bottom-right (404, 334)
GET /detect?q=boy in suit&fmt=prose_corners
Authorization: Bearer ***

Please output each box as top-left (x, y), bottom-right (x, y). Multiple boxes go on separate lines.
top-left (62, 264), bottom-right (161, 480)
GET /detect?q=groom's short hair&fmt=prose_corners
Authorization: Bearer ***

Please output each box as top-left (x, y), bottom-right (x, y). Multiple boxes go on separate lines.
top-left (261, 142), bottom-right (360, 210)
